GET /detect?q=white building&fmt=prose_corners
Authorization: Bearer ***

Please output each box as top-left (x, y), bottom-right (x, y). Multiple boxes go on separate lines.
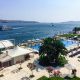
top-left (0, 40), bottom-right (14, 50)
top-left (0, 40), bottom-right (38, 68)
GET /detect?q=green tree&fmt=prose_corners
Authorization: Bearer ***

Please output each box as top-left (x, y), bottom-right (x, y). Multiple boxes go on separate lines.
top-left (73, 27), bottom-right (80, 34)
top-left (39, 38), bottom-right (67, 66)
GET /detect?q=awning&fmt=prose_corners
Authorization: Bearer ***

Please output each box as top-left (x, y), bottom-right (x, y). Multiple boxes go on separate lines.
top-left (1, 40), bottom-right (14, 48)
top-left (0, 40), bottom-right (14, 49)
top-left (6, 46), bottom-right (33, 58)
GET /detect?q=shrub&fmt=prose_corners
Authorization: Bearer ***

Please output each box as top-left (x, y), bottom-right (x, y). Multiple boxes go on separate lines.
top-left (64, 76), bottom-right (80, 80)
top-left (37, 76), bottom-right (80, 80)
top-left (39, 56), bottom-right (50, 66)
top-left (49, 77), bottom-right (64, 80)
top-left (37, 76), bottom-right (48, 80)
top-left (70, 76), bottom-right (80, 80)
top-left (58, 55), bottom-right (67, 66)
top-left (39, 55), bottom-right (67, 67)
top-left (37, 76), bottom-right (64, 80)
top-left (64, 76), bottom-right (72, 79)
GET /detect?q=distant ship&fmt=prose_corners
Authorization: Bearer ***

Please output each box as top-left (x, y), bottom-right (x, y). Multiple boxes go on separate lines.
top-left (51, 23), bottom-right (54, 26)
top-left (52, 24), bottom-right (54, 26)
top-left (0, 25), bottom-right (12, 31)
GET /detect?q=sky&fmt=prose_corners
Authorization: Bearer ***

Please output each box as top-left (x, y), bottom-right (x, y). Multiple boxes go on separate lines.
top-left (0, 0), bottom-right (80, 22)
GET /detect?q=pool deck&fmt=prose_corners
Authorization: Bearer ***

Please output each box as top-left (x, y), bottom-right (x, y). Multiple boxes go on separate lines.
top-left (0, 39), bottom-right (80, 80)
top-left (0, 52), bottom-right (80, 80)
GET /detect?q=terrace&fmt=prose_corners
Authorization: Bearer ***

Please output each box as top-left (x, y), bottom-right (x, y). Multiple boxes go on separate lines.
top-left (0, 52), bottom-right (80, 80)
top-left (0, 38), bottom-right (80, 80)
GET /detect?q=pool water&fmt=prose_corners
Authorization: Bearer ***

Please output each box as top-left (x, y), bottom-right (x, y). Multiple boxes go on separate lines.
top-left (61, 39), bottom-right (78, 47)
top-left (30, 40), bottom-right (78, 50)
top-left (30, 43), bottom-right (41, 51)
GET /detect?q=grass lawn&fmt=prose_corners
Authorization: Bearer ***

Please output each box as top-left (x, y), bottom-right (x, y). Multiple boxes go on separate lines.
top-left (59, 33), bottom-right (80, 38)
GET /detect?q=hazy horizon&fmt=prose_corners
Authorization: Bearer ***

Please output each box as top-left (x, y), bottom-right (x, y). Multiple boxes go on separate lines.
top-left (0, 0), bottom-right (80, 22)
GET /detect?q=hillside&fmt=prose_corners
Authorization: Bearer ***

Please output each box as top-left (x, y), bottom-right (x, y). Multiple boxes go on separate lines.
top-left (0, 19), bottom-right (39, 23)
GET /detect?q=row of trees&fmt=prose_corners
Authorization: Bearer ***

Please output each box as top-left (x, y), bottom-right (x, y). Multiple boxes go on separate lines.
top-left (39, 38), bottom-right (68, 66)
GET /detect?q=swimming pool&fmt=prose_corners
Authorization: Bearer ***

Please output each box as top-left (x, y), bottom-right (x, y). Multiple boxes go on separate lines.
top-left (30, 43), bottom-right (41, 51)
top-left (61, 39), bottom-right (78, 47)
top-left (30, 40), bottom-right (78, 50)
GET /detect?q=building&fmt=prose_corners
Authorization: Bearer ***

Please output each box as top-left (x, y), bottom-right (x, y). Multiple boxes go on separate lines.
top-left (0, 40), bottom-right (37, 68)
top-left (0, 40), bottom-right (14, 50)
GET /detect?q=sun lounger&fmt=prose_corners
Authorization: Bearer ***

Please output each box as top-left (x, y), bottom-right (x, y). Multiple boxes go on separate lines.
top-left (69, 50), bottom-right (80, 57)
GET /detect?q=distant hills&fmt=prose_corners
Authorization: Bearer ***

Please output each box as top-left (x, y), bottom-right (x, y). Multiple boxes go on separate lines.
top-left (1, 19), bottom-right (80, 24)
top-left (0, 19), bottom-right (39, 23)
top-left (59, 21), bottom-right (80, 24)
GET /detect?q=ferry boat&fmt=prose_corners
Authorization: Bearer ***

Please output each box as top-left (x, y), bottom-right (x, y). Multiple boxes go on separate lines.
top-left (0, 25), bottom-right (12, 31)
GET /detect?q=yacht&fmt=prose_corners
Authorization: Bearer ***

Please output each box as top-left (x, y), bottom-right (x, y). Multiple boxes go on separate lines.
top-left (0, 25), bottom-right (12, 31)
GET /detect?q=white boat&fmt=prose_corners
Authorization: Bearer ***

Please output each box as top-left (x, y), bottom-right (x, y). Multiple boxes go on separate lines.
top-left (0, 25), bottom-right (12, 31)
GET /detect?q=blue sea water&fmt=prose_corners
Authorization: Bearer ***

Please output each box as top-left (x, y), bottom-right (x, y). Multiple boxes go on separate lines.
top-left (0, 22), bottom-right (79, 44)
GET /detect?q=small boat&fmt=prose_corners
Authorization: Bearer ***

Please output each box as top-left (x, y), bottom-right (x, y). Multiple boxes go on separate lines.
top-left (0, 25), bottom-right (12, 31)
top-left (52, 24), bottom-right (54, 26)
top-left (50, 23), bottom-right (54, 26)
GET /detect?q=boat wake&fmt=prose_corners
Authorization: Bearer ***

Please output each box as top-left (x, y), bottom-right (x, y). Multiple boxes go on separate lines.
top-left (13, 27), bottom-right (23, 30)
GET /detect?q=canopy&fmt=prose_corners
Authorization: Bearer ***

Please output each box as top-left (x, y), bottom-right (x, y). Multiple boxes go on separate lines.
top-left (7, 46), bottom-right (33, 57)
top-left (0, 40), bottom-right (14, 49)
top-left (1, 46), bottom-right (35, 63)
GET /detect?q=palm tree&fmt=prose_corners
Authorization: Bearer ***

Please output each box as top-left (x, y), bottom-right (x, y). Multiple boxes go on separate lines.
top-left (39, 38), bottom-right (67, 66)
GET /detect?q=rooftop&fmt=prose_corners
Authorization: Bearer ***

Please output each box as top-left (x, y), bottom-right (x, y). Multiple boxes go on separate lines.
top-left (0, 40), bottom-right (14, 49)
top-left (0, 46), bottom-right (35, 63)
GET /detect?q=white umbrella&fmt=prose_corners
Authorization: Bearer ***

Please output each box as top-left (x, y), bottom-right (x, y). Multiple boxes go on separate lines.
top-left (65, 63), bottom-right (76, 75)
top-left (65, 64), bottom-right (75, 70)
